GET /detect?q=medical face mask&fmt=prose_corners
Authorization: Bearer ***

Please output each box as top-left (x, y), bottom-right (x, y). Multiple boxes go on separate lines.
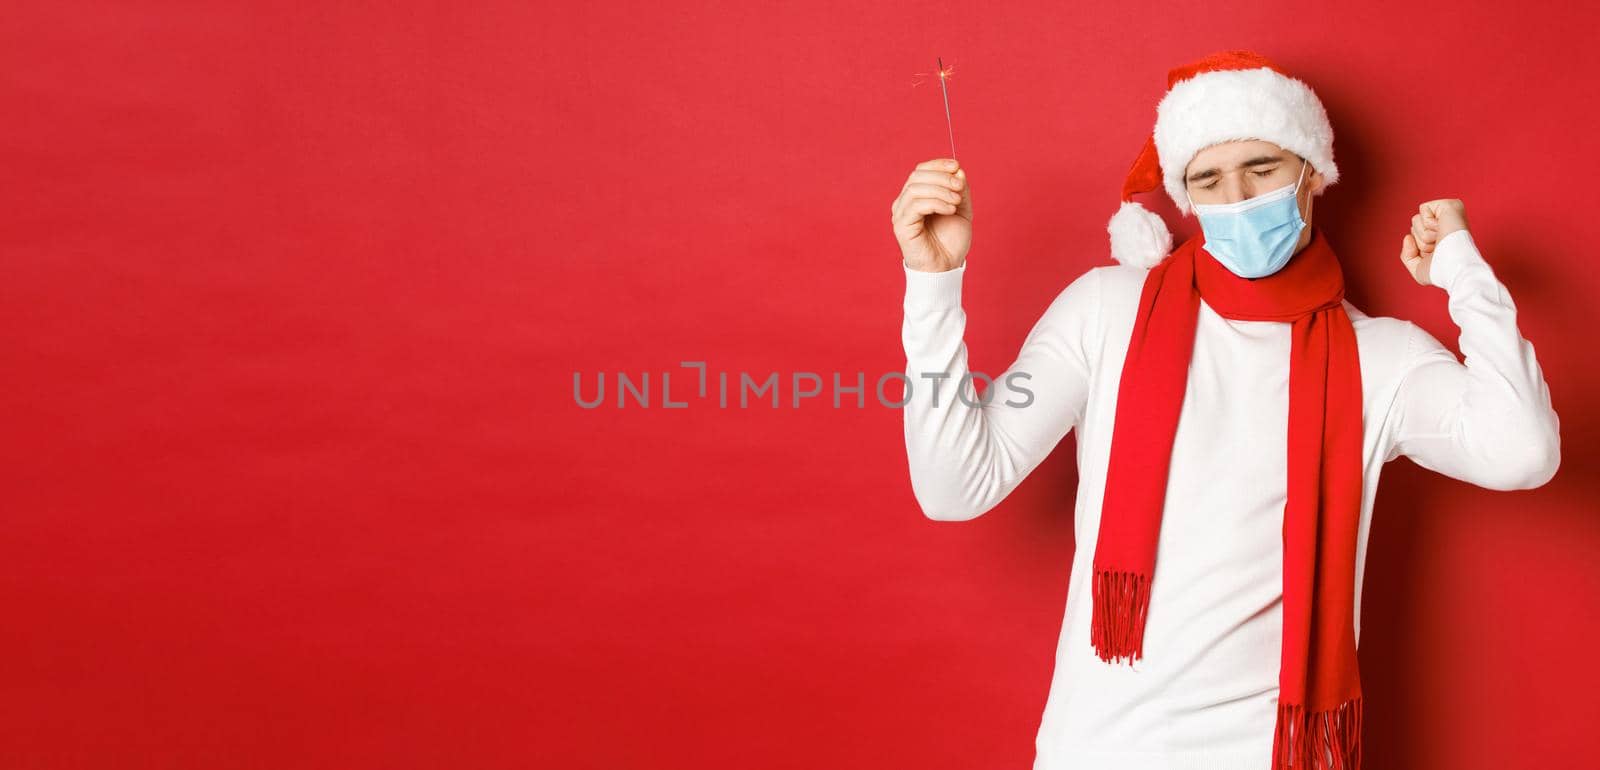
top-left (1192, 160), bottom-right (1309, 279)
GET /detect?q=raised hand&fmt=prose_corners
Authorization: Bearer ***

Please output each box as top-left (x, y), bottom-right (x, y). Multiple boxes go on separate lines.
top-left (1399, 198), bottom-right (1469, 286)
top-left (892, 158), bottom-right (972, 272)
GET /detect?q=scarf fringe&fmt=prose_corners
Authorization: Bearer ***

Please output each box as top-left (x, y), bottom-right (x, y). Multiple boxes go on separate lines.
top-left (1272, 697), bottom-right (1363, 770)
top-left (1089, 569), bottom-right (1150, 664)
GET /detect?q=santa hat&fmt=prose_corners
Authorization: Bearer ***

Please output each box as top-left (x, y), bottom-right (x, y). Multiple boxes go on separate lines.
top-left (1107, 50), bottom-right (1340, 269)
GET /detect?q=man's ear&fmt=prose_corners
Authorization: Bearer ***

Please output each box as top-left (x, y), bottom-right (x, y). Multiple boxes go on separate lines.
top-left (1309, 168), bottom-right (1327, 195)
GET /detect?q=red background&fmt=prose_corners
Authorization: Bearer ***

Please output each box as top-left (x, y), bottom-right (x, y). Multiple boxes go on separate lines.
top-left (4, 2), bottom-right (1597, 768)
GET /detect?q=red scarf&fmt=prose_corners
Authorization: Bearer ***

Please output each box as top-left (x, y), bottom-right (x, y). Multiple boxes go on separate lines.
top-left (1089, 227), bottom-right (1365, 769)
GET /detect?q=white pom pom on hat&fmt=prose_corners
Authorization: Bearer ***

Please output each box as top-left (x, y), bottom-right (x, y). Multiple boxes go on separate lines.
top-left (1108, 49), bottom-right (1340, 269)
top-left (1108, 135), bottom-right (1172, 269)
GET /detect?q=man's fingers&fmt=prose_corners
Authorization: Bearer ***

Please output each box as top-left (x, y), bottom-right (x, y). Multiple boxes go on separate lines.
top-left (1401, 233), bottom-right (1426, 284)
top-left (901, 182), bottom-right (962, 206)
top-left (907, 198), bottom-right (958, 224)
top-left (904, 169), bottom-right (964, 192)
top-left (1399, 234), bottom-right (1428, 285)
top-left (893, 162), bottom-right (967, 248)
top-left (892, 180), bottom-right (961, 218)
top-left (1400, 233), bottom-right (1420, 265)
top-left (895, 196), bottom-right (957, 228)
top-left (1410, 214), bottom-right (1436, 252)
top-left (896, 163), bottom-right (965, 212)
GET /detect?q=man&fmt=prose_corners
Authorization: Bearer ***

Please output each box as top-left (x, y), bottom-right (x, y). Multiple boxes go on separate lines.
top-left (888, 50), bottom-right (1560, 770)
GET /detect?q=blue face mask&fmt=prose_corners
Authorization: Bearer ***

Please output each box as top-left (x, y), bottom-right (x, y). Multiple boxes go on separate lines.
top-left (1193, 159), bottom-right (1309, 279)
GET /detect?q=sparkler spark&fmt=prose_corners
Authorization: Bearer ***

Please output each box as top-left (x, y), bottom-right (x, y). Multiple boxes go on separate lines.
top-left (909, 59), bottom-right (956, 88)
top-left (921, 56), bottom-right (953, 160)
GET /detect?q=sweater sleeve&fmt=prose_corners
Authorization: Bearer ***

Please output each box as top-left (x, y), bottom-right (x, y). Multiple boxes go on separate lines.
top-left (900, 262), bottom-right (1099, 521)
top-left (1387, 229), bottom-right (1561, 490)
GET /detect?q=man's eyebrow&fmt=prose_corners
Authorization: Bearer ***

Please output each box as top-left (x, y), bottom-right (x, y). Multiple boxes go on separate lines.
top-left (1185, 154), bottom-right (1288, 183)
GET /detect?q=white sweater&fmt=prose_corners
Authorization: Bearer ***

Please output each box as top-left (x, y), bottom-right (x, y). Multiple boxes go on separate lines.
top-left (900, 229), bottom-right (1560, 770)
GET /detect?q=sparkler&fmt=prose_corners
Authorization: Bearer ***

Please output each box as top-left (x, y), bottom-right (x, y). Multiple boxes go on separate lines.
top-left (912, 57), bottom-right (958, 161)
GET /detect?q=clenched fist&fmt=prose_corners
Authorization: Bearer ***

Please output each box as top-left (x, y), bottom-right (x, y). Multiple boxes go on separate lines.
top-left (1399, 199), bottom-right (1470, 286)
top-left (891, 158), bottom-right (972, 272)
